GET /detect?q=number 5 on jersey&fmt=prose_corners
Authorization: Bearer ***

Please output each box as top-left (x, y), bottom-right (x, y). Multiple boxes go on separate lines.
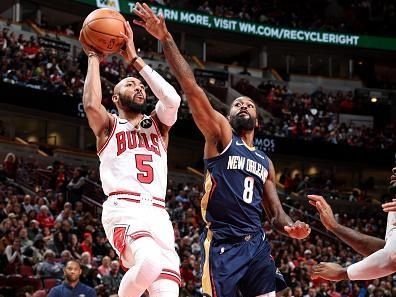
top-left (243, 176), bottom-right (254, 203)
top-left (135, 154), bottom-right (154, 184)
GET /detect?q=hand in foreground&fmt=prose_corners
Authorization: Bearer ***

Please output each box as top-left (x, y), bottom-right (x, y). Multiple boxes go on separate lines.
top-left (133, 2), bottom-right (169, 41)
top-left (382, 199), bottom-right (396, 212)
top-left (382, 168), bottom-right (396, 212)
top-left (119, 20), bottom-right (137, 63)
top-left (284, 220), bottom-right (311, 239)
top-left (79, 30), bottom-right (105, 61)
top-left (307, 194), bottom-right (337, 231)
top-left (311, 262), bottom-right (348, 281)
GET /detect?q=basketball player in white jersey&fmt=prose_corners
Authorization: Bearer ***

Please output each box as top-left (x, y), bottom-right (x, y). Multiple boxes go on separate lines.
top-left (80, 21), bottom-right (181, 297)
top-left (309, 167), bottom-right (396, 281)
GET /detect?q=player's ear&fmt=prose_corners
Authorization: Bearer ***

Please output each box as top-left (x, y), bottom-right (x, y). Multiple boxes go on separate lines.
top-left (255, 118), bottom-right (259, 128)
top-left (112, 94), bottom-right (119, 103)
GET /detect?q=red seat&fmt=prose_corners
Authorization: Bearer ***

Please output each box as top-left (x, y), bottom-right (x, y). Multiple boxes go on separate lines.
top-left (43, 278), bottom-right (60, 291)
top-left (7, 274), bottom-right (26, 288)
top-left (0, 274), bottom-right (7, 288)
top-left (27, 276), bottom-right (43, 290)
top-left (19, 265), bottom-right (34, 277)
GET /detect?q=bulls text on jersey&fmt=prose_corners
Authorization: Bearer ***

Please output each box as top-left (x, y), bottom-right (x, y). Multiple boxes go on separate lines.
top-left (115, 130), bottom-right (161, 157)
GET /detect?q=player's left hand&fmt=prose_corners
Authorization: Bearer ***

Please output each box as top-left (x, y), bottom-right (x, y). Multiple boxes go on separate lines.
top-left (119, 20), bottom-right (137, 63)
top-left (133, 2), bottom-right (169, 41)
top-left (284, 220), bottom-right (311, 239)
top-left (311, 262), bottom-right (348, 281)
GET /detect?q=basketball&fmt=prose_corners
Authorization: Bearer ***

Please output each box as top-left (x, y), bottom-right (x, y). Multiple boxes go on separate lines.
top-left (81, 8), bottom-right (126, 54)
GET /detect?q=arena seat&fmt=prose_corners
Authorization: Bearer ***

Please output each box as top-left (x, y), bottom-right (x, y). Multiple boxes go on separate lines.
top-left (19, 265), bottom-right (34, 276)
top-left (42, 278), bottom-right (60, 291)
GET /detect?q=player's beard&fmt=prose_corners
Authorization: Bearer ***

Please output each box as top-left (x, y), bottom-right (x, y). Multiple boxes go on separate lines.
top-left (65, 273), bottom-right (79, 283)
top-left (119, 93), bottom-right (147, 113)
top-left (230, 114), bottom-right (256, 132)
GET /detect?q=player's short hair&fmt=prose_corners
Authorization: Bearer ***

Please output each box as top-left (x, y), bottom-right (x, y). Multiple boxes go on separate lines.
top-left (65, 259), bottom-right (81, 268)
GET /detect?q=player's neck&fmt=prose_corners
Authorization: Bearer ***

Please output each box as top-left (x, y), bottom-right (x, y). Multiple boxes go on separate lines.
top-left (118, 110), bottom-right (144, 124)
top-left (237, 130), bottom-right (255, 147)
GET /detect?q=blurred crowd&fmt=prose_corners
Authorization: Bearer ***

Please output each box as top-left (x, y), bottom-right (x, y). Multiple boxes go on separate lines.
top-left (190, 0), bottom-right (396, 36)
top-left (1, 25), bottom-right (395, 152)
top-left (0, 152), bottom-right (394, 297)
top-left (234, 79), bottom-right (396, 150)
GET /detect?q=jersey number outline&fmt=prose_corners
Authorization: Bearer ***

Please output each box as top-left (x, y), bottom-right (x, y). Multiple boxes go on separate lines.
top-left (135, 154), bottom-right (154, 184)
top-left (243, 176), bottom-right (254, 203)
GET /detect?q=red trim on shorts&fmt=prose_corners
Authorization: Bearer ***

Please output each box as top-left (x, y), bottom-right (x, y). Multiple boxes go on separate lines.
top-left (152, 116), bottom-right (167, 152)
top-left (97, 115), bottom-right (117, 155)
top-left (109, 191), bottom-right (140, 196)
top-left (210, 268), bottom-right (218, 297)
top-left (116, 198), bottom-right (165, 209)
top-left (117, 197), bottom-right (141, 203)
top-left (159, 269), bottom-right (181, 286)
top-left (129, 230), bottom-right (152, 240)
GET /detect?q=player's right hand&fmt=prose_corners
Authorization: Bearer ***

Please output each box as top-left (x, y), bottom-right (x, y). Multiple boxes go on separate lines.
top-left (307, 195), bottom-right (338, 231)
top-left (133, 2), bottom-right (169, 41)
top-left (79, 30), bottom-right (105, 61)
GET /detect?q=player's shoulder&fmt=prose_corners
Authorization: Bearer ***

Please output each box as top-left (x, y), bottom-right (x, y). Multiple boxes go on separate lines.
top-left (254, 148), bottom-right (270, 162)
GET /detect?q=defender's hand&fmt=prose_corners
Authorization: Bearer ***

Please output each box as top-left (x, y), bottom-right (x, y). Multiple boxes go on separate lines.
top-left (307, 194), bottom-right (338, 231)
top-left (284, 220), bottom-right (310, 239)
top-left (133, 2), bottom-right (169, 41)
top-left (382, 199), bottom-right (396, 212)
top-left (311, 262), bottom-right (348, 281)
top-left (119, 20), bottom-right (137, 63)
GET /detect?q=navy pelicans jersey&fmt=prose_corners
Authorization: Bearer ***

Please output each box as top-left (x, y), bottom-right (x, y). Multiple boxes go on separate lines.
top-left (202, 133), bottom-right (270, 240)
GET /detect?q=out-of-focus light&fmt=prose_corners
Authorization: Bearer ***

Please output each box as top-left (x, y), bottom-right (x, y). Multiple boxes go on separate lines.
top-left (358, 61), bottom-right (363, 65)
top-left (371, 97), bottom-right (378, 103)
top-left (137, 48), bottom-right (141, 52)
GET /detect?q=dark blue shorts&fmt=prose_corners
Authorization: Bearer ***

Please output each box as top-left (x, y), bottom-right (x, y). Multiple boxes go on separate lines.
top-left (200, 229), bottom-right (287, 297)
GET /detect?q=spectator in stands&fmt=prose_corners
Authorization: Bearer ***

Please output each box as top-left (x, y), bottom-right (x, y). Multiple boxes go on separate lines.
top-left (36, 205), bottom-right (55, 228)
top-left (60, 250), bottom-right (72, 267)
top-left (4, 237), bottom-right (23, 273)
top-left (92, 232), bottom-right (110, 258)
top-left (81, 232), bottom-right (93, 256)
top-left (48, 260), bottom-right (97, 297)
top-left (98, 255), bottom-right (111, 276)
top-left (68, 233), bottom-right (81, 259)
top-left (66, 167), bottom-right (85, 206)
top-left (19, 227), bottom-right (33, 250)
top-left (102, 260), bottom-right (123, 296)
top-left (36, 249), bottom-right (63, 279)
top-left (22, 194), bottom-right (35, 214)
top-left (3, 152), bottom-right (17, 179)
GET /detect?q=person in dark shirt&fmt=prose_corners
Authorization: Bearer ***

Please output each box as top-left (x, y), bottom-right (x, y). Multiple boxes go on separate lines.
top-left (48, 259), bottom-right (97, 297)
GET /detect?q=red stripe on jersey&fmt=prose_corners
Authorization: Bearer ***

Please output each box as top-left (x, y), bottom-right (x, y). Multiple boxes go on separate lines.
top-left (97, 115), bottom-right (117, 155)
top-left (152, 116), bottom-right (167, 152)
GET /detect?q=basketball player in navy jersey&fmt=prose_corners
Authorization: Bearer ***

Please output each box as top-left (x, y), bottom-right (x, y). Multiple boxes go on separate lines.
top-left (133, 3), bottom-right (310, 297)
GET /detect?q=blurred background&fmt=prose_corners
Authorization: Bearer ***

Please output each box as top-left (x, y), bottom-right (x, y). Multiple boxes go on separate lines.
top-left (0, 0), bottom-right (395, 296)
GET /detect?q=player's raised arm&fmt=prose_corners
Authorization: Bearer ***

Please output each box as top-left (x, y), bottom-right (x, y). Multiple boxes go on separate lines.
top-left (262, 159), bottom-right (311, 239)
top-left (80, 31), bottom-right (112, 138)
top-left (133, 3), bottom-right (231, 145)
top-left (308, 195), bottom-right (385, 256)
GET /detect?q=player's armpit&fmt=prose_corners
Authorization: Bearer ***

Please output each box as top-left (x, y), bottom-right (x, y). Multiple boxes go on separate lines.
top-left (84, 104), bottom-right (112, 138)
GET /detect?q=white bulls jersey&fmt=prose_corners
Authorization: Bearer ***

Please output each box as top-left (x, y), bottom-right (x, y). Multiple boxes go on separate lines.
top-left (98, 114), bottom-right (167, 199)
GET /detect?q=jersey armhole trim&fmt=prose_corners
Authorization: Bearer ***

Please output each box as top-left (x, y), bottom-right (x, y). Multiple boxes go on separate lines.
top-left (204, 137), bottom-right (233, 162)
top-left (97, 114), bottom-right (117, 156)
top-left (152, 116), bottom-right (167, 153)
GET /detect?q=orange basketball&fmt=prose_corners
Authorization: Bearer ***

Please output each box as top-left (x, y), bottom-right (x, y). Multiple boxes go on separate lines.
top-left (81, 8), bottom-right (126, 55)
